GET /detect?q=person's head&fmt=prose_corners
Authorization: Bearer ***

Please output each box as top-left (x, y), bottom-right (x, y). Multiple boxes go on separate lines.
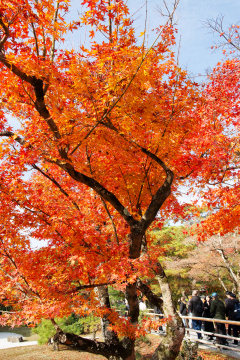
top-left (230, 293), bottom-right (236, 299)
top-left (201, 295), bottom-right (206, 302)
top-left (192, 290), bottom-right (198, 296)
top-left (226, 291), bottom-right (231, 298)
top-left (211, 292), bottom-right (218, 299)
top-left (206, 295), bottom-right (211, 302)
top-left (188, 295), bottom-right (192, 300)
top-left (181, 296), bottom-right (185, 302)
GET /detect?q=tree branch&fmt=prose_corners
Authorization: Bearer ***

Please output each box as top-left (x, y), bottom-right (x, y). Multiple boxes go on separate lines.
top-left (50, 1), bottom-right (60, 62)
top-left (0, 131), bottom-right (25, 145)
top-left (101, 118), bottom-right (174, 231)
top-left (32, 164), bottom-right (80, 211)
top-left (54, 330), bottom-right (132, 359)
top-left (0, 130), bottom-right (135, 236)
top-left (136, 279), bottom-right (163, 311)
top-left (0, 16), bottom-right (10, 50)
top-left (31, 22), bottom-right (39, 57)
top-left (56, 160), bottom-right (138, 227)
top-left (0, 54), bottom-right (62, 141)
top-left (73, 281), bottom-right (117, 293)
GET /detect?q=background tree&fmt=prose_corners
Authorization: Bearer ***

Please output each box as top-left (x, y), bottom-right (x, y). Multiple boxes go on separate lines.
top-left (148, 225), bottom-right (194, 303)
top-left (195, 15), bottom-right (240, 242)
top-left (169, 233), bottom-right (240, 296)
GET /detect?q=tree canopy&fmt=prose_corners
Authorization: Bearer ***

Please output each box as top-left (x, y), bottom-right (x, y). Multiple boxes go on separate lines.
top-left (0, 1), bottom-right (239, 359)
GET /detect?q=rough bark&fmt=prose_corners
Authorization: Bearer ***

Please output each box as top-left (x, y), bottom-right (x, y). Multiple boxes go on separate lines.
top-left (53, 330), bottom-right (132, 359)
top-left (150, 262), bottom-right (185, 360)
top-left (218, 276), bottom-right (228, 291)
top-left (136, 275), bottom-right (184, 360)
top-left (50, 318), bottom-right (132, 360)
top-left (217, 248), bottom-right (240, 296)
top-left (95, 285), bottom-right (119, 345)
top-left (123, 232), bottom-right (142, 360)
top-left (136, 279), bottom-right (163, 312)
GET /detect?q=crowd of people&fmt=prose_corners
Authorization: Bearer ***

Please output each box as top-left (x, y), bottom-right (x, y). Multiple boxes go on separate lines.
top-left (179, 290), bottom-right (240, 348)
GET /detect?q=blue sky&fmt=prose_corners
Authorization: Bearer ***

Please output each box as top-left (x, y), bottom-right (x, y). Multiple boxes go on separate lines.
top-left (128, 0), bottom-right (240, 75)
top-left (66, 0), bottom-right (240, 76)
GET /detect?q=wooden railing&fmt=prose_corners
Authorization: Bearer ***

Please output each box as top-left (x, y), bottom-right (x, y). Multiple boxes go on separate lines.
top-left (180, 315), bottom-right (240, 352)
top-left (115, 307), bottom-right (240, 352)
top-left (181, 315), bottom-right (240, 352)
top-left (144, 311), bottom-right (240, 353)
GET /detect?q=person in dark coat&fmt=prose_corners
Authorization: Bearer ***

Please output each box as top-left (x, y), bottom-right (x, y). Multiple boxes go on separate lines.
top-left (202, 295), bottom-right (214, 340)
top-left (210, 292), bottom-right (228, 347)
top-left (179, 296), bottom-right (187, 327)
top-left (188, 290), bottom-right (203, 339)
top-left (225, 292), bottom-right (239, 345)
top-left (201, 296), bottom-right (207, 331)
top-left (225, 291), bottom-right (233, 336)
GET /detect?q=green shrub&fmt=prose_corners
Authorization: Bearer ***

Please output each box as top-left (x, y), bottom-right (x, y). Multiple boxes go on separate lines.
top-left (33, 313), bottom-right (100, 345)
top-left (33, 319), bottom-right (56, 345)
top-left (108, 287), bottom-right (127, 316)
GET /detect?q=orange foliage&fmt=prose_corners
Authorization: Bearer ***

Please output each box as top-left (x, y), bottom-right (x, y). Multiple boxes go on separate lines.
top-left (0, 0), bottom-right (238, 343)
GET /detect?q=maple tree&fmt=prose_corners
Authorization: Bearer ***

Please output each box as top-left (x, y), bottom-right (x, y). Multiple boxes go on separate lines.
top-left (0, 0), bottom-right (238, 359)
top-left (196, 57), bottom-right (240, 241)
top-left (189, 18), bottom-right (240, 295)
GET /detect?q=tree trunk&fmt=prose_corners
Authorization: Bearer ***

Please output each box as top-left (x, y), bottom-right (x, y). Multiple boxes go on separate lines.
top-left (95, 285), bottom-right (119, 345)
top-left (218, 276), bottom-right (227, 291)
top-left (124, 350), bottom-right (135, 360)
top-left (236, 271), bottom-right (240, 298)
top-left (151, 263), bottom-right (185, 360)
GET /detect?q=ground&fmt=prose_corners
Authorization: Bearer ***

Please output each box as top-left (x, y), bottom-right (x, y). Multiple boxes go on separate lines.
top-left (199, 350), bottom-right (237, 360)
top-left (0, 327), bottom-right (238, 359)
top-left (0, 344), bottom-right (105, 360)
top-left (0, 343), bottom-right (237, 360)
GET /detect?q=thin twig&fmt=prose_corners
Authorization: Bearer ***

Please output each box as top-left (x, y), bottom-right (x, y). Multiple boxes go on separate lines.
top-left (86, 147), bottom-right (119, 244)
top-left (31, 22), bottom-right (39, 57)
top-left (97, 0), bottom-right (179, 125)
top-left (50, 1), bottom-right (60, 62)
